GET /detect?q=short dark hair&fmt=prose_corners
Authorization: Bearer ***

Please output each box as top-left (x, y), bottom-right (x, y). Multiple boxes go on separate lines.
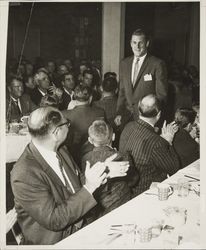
top-left (28, 107), bottom-right (63, 137)
top-left (74, 85), bottom-right (91, 102)
top-left (104, 72), bottom-right (117, 79)
top-left (138, 94), bottom-right (161, 118)
top-left (61, 71), bottom-right (74, 82)
top-left (132, 28), bottom-right (149, 41)
top-left (83, 69), bottom-right (93, 77)
top-left (102, 77), bottom-right (117, 93)
top-left (175, 108), bottom-right (197, 128)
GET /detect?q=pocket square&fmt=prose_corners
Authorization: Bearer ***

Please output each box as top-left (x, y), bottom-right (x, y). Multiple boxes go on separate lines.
top-left (144, 74), bottom-right (152, 81)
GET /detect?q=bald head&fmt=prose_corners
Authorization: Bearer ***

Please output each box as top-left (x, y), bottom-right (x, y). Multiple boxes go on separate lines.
top-left (28, 107), bottom-right (63, 138)
top-left (138, 94), bottom-right (161, 118)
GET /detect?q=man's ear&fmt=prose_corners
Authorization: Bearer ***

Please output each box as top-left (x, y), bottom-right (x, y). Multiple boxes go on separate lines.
top-left (186, 123), bottom-right (192, 132)
top-left (146, 40), bottom-right (150, 48)
top-left (51, 128), bottom-right (59, 142)
top-left (88, 136), bottom-right (94, 145)
top-left (157, 111), bottom-right (161, 120)
top-left (8, 86), bottom-right (11, 93)
top-left (112, 133), bottom-right (115, 142)
top-left (100, 85), bottom-right (103, 92)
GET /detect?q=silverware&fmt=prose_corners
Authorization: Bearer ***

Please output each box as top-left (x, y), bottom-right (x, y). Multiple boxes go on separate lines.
top-left (184, 175), bottom-right (200, 181)
top-left (144, 192), bottom-right (158, 196)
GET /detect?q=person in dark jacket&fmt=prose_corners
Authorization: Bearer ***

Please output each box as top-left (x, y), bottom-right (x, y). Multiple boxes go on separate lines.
top-left (81, 120), bottom-right (132, 223)
top-left (173, 108), bottom-right (199, 168)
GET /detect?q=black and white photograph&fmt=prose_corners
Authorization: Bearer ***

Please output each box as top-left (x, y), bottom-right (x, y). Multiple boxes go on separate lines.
top-left (0, 0), bottom-right (205, 249)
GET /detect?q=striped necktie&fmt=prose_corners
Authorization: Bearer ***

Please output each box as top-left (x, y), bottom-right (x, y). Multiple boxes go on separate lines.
top-left (56, 153), bottom-right (83, 231)
top-left (56, 153), bottom-right (74, 192)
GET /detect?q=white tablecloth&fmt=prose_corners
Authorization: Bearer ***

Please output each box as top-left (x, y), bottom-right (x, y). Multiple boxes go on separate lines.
top-left (6, 133), bottom-right (31, 163)
top-left (56, 160), bottom-right (201, 249)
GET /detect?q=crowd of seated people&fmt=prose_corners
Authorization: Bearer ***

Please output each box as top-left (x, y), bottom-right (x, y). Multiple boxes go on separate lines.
top-left (6, 55), bottom-right (200, 245)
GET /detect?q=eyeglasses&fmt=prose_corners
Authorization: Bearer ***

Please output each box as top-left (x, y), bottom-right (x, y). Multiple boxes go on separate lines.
top-left (52, 120), bottom-right (70, 134)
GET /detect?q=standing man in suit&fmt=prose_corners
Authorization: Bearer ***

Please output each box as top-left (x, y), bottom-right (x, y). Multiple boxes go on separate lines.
top-left (11, 106), bottom-right (129, 244)
top-left (119, 94), bottom-right (180, 197)
top-left (115, 28), bottom-right (168, 127)
top-left (6, 76), bottom-right (37, 123)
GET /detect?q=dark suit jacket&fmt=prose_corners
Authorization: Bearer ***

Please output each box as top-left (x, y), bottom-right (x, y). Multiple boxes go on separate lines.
top-left (173, 128), bottom-right (199, 168)
top-left (6, 94), bottom-right (37, 122)
top-left (119, 118), bottom-right (180, 196)
top-left (117, 54), bottom-right (168, 116)
top-left (62, 104), bottom-right (105, 162)
top-left (30, 88), bottom-right (45, 106)
top-left (81, 146), bottom-right (131, 222)
top-left (10, 142), bottom-right (96, 245)
top-left (59, 90), bottom-right (73, 110)
top-left (93, 95), bottom-right (117, 128)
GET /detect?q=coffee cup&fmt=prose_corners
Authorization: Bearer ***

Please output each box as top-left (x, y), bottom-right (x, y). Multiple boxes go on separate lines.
top-left (157, 183), bottom-right (173, 201)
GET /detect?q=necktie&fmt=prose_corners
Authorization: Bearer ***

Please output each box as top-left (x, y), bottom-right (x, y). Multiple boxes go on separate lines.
top-left (56, 153), bottom-right (74, 192)
top-left (56, 153), bottom-right (83, 231)
top-left (14, 99), bottom-right (22, 116)
top-left (132, 58), bottom-right (140, 86)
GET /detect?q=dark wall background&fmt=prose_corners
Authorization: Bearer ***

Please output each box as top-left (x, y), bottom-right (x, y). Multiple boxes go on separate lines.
top-left (7, 2), bottom-right (199, 69)
top-left (125, 2), bottom-right (199, 68)
top-left (7, 2), bottom-right (102, 63)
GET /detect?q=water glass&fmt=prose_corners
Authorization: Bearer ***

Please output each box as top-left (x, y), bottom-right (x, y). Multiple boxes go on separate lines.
top-left (178, 178), bottom-right (190, 197)
top-left (139, 226), bottom-right (152, 243)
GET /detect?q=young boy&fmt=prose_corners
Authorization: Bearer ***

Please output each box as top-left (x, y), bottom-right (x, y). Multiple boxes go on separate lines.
top-left (81, 120), bottom-right (133, 223)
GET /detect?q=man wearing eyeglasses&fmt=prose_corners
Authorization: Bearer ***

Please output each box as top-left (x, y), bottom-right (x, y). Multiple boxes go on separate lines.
top-left (10, 106), bottom-right (129, 245)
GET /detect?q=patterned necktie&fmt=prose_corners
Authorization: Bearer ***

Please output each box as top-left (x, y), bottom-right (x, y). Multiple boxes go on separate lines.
top-left (56, 153), bottom-right (74, 192)
top-left (56, 153), bottom-right (83, 232)
top-left (132, 58), bottom-right (140, 86)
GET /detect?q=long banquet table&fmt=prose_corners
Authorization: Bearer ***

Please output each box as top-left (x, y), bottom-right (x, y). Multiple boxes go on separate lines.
top-left (6, 133), bottom-right (31, 163)
top-left (56, 159), bottom-right (201, 249)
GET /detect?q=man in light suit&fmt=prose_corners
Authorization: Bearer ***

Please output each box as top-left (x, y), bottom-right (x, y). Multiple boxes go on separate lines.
top-left (11, 106), bottom-right (129, 244)
top-left (115, 28), bottom-right (168, 127)
top-left (119, 94), bottom-right (180, 197)
top-left (6, 76), bottom-right (37, 122)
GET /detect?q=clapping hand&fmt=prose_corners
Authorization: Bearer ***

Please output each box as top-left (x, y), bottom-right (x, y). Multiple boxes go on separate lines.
top-left (84, 161), bottom-right (108, 194)
top-left (84, 153), bottom-right (130, 193)
top-left (161, 120), bottom-right (179, 145)
top-left (114, 115), bottom-right (122, 126)
top-left (104, 153), bottom-right (130, 178)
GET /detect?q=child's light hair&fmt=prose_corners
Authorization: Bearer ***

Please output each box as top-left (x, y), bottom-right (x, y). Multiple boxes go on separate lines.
top-left (88, 120), bottom-right (113, 146)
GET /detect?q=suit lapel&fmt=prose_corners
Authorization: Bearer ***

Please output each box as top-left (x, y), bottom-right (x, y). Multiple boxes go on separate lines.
top-left (127, 56), bottom-right (134, 93)
top-left (29, 142), bottom-right (66, 189)
top-left (133, 54), bottom-right (150, 91)
top-left (20, 96), bottom-right (26, 114)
